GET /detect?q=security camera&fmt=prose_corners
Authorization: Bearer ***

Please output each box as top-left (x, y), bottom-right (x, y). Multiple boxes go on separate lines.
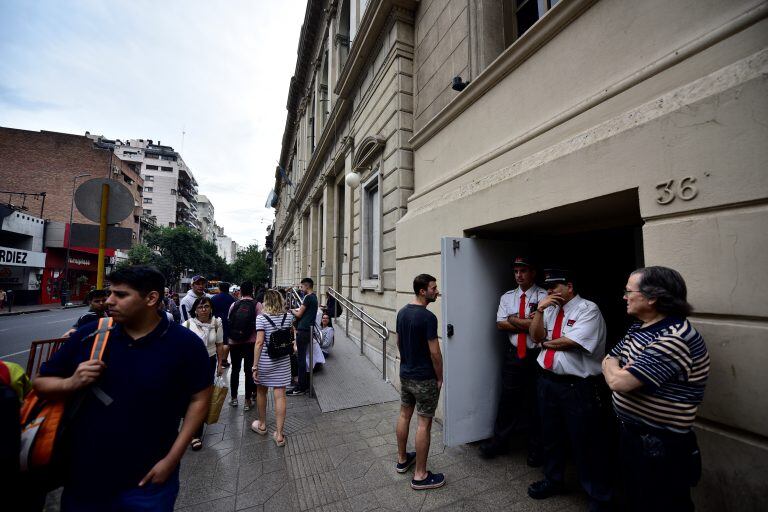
top-left (452, 76), bottom-right (470, 92)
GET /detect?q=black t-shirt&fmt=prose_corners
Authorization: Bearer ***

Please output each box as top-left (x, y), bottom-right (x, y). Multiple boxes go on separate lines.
top-left (396, 304), bottom-right (438, 380)
top-left (298, 293), bottom-right (318, 331)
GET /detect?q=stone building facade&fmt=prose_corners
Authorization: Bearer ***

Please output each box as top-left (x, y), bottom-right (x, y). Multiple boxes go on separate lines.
top-left (271, 1), bottom-right (768, 508)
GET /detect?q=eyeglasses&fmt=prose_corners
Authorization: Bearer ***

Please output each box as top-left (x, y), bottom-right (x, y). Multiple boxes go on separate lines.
top-left (623, 289), bottom-right (643, 297)
top-left (196, 304), bottom-right (211, 310)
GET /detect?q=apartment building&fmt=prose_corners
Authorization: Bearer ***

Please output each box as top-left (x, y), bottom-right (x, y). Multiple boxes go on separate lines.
top-left (113, 139), bottom-right (199, 230)
top-left (214, 223), bottom-right (235, 264)
top-left (196, 194), bottom-right (216, 243)
top-left (271, 1), bottom-right (767, 508)
top-left (0, 127), bottom-right (144, 304)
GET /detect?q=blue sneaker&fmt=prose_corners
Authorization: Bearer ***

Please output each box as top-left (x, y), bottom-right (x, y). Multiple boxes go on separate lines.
top-left (395, 452), bottom-right (416, 473)
top-left (410, 471), bottom-right (445, 490)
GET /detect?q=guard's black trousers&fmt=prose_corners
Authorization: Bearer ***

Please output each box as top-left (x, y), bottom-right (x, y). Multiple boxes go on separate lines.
top-left (619, 421), bottom-right (700, 512)
top-left (229, 343), bottom-right (255, 400)
top-left (538, 373), bottom-right (613, 506)
top-left (296, 329), bottom-right (311, 391)
top-left (492, 345), bottom-right (541, 454)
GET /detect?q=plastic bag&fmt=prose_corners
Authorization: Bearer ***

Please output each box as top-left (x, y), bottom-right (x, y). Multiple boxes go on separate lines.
top-left (206, 373), bottom-right (228, 424)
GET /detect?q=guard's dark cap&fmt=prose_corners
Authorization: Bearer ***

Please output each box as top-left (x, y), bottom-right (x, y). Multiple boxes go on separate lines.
top-left (512, 256), bottom-right (532, 267)
top-left (543, 268), bottom-right (571, 285)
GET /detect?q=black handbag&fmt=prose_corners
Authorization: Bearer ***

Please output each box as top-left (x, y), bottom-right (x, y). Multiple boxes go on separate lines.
top-left (263, 313), bottom-right (294, 359)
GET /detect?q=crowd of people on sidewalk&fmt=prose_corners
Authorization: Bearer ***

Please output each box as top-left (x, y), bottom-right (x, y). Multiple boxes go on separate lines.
top-left (394, 262), bottom-right (709, 511)
top-left (2, 266), bottom-right (341, 510)
top-left (2, 257), bottom-right (709, 511)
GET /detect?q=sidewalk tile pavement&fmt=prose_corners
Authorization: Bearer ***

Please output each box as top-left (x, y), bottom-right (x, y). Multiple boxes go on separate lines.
top-left (44, 332), bottom-right (588, 511)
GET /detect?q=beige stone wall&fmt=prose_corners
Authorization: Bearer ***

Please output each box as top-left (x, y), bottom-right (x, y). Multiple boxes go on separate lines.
top-left (274, 1), bottom-right (767, 505)
top-left (399, 0), bottom-right (768, 508)
top-left (273, 3), bottom-right (416, 359)
top-left (413, 0), bottom-right (470, 132)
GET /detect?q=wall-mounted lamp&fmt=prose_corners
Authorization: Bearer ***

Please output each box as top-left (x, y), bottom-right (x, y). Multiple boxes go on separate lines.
top-left (345, 171), bottom-right (361, 188)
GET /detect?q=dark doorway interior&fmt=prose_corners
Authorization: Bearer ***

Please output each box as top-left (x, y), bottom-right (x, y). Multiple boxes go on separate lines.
top-left (467, 189), bottom-right (644, 349)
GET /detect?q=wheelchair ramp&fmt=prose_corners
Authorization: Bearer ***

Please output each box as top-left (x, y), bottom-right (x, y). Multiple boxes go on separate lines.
top-left (312, 327), bottom-right (399, 413)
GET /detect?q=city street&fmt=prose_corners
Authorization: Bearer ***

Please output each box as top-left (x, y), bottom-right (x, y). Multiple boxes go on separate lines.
top-left (0, 308), bottom-right (83, 368)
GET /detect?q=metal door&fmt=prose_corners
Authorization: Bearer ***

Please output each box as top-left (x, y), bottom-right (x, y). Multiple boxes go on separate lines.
top-left (441, 237), bottom-right (523, 446)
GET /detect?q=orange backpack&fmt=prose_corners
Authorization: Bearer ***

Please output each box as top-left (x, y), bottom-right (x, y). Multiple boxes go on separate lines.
top-left (19, 317), bottom-right (113, 473)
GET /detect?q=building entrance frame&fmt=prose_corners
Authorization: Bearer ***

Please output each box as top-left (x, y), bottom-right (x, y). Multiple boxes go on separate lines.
top-left (440, 189), bottom-right (644, 447)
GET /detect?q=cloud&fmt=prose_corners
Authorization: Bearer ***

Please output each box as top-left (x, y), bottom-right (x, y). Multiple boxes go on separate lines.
top-left (0, 85), bottom-right (59, 111)
top-left (0, 0), bottom-right (306, 247)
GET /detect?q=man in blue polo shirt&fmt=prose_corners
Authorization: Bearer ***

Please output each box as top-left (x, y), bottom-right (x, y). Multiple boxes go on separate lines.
top-left (34, 265), bottom-right (212, 511)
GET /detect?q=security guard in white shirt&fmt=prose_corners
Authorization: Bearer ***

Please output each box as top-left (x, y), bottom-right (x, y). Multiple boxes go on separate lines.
top-left (480, 257), bottom-right (547, 465)
top-left (527, 269), bottom-right (613, 511)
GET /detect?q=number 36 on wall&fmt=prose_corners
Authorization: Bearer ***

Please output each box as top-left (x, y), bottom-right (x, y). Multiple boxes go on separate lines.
top-left (655, 176), bottom-right (698, 205)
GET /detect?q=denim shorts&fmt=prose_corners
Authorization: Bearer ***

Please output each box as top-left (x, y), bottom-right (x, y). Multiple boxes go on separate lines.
top-left (400, 377), bottom-right (440, 417)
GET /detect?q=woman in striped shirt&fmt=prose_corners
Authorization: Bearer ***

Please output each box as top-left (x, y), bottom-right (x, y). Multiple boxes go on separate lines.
top-left (603, 266), bottom-right (709, 512)
top-left (251, 289), bottom-right (294, 447)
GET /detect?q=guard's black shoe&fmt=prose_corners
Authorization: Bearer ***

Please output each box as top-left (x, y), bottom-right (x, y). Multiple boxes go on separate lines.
top-left (526, 451), bottom-right (543, 467)
top-left (527, 479), bottom-right (565, 500)
top-left (478, 440), bottom-right (499, 459)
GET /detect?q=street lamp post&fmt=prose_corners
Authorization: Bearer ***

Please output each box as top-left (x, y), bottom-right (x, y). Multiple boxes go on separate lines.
top-left (61, 173), bottom-right (91, 306)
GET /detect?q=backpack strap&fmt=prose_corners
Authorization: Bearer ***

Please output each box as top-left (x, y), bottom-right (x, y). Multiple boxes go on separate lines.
top-left (89, 317), bottom-right (114, 361)
top-left (227, 300), bottom-right (240, 323)
top-left (280, 313), bottom-right (288, 328)
top-left (263, 314), bottom-right (277, 329)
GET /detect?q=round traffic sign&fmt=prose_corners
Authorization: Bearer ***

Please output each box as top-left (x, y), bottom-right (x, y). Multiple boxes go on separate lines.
top-left (74, 178), bottom-right (135, 224)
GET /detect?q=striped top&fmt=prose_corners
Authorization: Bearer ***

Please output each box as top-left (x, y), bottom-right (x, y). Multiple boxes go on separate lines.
top-left (610, 317), bottom-right (709, 432)
top-left (253, 312), bottom-right (294, 387)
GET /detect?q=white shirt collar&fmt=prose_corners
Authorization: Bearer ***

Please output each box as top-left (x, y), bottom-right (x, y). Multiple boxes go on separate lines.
top-left (561, 294), bottom-right (583, 314)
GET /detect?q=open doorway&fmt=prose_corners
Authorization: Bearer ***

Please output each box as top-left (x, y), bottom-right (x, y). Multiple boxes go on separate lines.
top-left (467, 188), bottom-right (644, 347)
top-left (441, 189), bottom-right (643, 446)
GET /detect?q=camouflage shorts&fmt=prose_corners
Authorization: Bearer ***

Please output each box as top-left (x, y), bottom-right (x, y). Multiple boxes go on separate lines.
top-left (400, 378), bottom-right (440, 417)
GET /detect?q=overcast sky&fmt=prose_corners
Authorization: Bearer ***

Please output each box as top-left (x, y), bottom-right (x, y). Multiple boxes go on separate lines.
top-left (0, 0), bottom-right (306, 248)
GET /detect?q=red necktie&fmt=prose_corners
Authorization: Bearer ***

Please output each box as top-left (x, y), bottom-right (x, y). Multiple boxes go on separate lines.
top-left (517, 293), bottom-right (527, 358)
top-left (543, 308), bottom-right (564, 369)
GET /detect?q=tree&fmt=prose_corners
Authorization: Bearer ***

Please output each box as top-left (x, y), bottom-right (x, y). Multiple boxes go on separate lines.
top-left (117, 243), bottom-right (173, 281)
top-left (229, 244), bottom-right (269, 287)
top-left (143, 227), bottom-right (228, 287)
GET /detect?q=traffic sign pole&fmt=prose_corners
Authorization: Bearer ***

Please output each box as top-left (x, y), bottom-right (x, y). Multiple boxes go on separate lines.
top-left (96, 183), bottom-right (110, 288)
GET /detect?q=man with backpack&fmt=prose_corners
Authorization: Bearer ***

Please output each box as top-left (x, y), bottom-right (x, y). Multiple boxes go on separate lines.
top-left (227, 280), bottom-right (258, 410)
top-left (32, 265), bottom-right (211, 511)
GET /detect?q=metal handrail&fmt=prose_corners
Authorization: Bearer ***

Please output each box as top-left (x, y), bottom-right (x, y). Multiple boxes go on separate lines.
top-left (327, 287), bottom-right (390, 382)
